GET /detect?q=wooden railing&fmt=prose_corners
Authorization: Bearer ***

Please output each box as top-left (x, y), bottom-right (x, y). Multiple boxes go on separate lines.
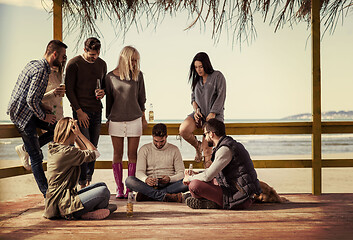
top-left (1, 122), bottom-right (353, 187)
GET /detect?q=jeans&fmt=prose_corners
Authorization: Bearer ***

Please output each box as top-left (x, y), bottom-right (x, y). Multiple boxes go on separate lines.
top-left (17, 115), bottom-right (55, 197)
top-left (73, 182), bottom-right (110, 219)
top-left (73, 110), bottom-right (102, 185)
top-left (125, 176), bottom-right (189, 201)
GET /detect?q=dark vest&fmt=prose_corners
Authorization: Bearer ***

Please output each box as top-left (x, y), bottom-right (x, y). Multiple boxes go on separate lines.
top-left (213, 136), bottom-right (262, 209)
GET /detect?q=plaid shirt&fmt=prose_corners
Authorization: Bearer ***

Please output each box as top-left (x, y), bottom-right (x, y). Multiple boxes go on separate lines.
top-left (7, 59), bottom-right (51, 131)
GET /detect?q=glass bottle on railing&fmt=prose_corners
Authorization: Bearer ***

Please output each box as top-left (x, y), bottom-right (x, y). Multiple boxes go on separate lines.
top-left (149, 103), bottom-right (154, 122)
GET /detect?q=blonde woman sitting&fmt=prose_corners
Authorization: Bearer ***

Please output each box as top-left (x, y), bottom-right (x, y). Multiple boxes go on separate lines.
top-left (44, 117), bottom-right (115, 220)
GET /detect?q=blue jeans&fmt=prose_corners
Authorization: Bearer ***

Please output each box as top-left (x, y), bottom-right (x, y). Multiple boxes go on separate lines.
top-left (16, 115), bottom-right (55, 197)
top-left (73, 182), bottom-right (110, 219)
top-left (125, 176), bottom-right (189, 201)
top-left (73, 110), bottom-right (102, 185)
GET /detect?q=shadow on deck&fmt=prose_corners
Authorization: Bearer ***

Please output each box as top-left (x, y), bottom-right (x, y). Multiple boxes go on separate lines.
top-left (1, 194), bottom-right (353, 239)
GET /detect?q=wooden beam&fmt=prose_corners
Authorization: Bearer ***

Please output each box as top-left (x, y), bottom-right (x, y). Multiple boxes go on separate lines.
top-left (311, 0), bottom-right (322, 195)
top-left (1, 122), bottom-right (353, 139)
top-left (53, 0), bottom-right (63, 41)
top-left (2, 159), bottom-right (353, 179)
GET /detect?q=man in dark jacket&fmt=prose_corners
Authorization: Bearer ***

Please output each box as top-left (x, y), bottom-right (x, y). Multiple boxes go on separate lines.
top-left (183, 118), bottom-right (261, 209)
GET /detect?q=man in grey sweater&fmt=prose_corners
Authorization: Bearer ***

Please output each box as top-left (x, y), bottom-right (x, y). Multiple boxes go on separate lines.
top-left (125, 123), bottom-right (189, 202)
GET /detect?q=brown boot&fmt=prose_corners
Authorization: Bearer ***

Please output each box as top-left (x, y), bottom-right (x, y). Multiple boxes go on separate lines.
top-left (136, 192), bottom-right (154, 202)
top-left (164, 193), bottom-right (183, 203)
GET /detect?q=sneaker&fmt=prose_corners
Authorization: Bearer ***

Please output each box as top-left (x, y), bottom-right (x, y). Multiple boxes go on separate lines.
top-left (15, 145), bottom-right (31, 170)
top-left (164, 193), bottom-right (183, 203)
top-left (136, 192), bottom-right (154, 202)
top-left (186, 197), bottom-right (220, 209)
top-left (81, 209), bottom-right (110, 220)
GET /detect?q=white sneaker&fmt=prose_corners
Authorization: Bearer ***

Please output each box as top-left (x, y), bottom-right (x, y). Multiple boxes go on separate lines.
top-left (15, 145), bottom-right (31, 170)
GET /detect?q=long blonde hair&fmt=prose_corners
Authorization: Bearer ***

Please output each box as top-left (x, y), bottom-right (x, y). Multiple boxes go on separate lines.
top-left (115, 46), bottom-right (140, 81)
top-left (53, 117), bottom-right (74, 144)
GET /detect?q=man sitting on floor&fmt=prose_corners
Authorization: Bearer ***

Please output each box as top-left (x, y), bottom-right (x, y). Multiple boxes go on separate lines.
top-left (125, 123), bottom-right (188, 202)
top-left (183, 118), bottom-right (262, 209)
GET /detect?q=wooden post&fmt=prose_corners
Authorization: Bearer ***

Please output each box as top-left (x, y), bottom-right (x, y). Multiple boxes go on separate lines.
top-left (53, 0), bottom-right (63, 41)
top-left (311, 0), bottom-right (322, 195)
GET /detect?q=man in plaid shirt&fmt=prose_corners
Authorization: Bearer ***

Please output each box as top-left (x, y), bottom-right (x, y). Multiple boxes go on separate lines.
top-left (7, 40), bottom-right (67, 197)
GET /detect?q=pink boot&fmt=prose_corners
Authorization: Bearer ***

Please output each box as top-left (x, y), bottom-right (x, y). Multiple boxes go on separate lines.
top-left (112, 162), bottom-right (124, 199)
top-left (124, 163), bottom-right (136, 199)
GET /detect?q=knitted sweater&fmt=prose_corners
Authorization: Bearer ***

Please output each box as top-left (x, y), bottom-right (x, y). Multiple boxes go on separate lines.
top-left (190, 70), bottom-right (226, 121)
top-left (136, 142), bottom-right (185, 183)
top-left (65, 55), bottom-right (107, 112)
top-left (105, 71), bottom-right (146, 122)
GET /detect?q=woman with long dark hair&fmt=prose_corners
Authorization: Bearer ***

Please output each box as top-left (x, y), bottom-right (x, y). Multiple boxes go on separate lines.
top-left (179, 52), bottom-right (226, 167)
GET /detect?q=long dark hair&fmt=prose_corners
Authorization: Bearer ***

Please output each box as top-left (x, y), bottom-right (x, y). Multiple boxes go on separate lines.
top-left (189, 52), bottom-right (214, 91)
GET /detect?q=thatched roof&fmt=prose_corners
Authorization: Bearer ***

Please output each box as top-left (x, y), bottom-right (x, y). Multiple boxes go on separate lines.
top-left (57, 0), bottom-right (353, 44)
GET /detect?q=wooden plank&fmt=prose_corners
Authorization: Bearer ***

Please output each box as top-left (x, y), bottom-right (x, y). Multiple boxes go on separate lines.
top-left (322, 122), bottom-right (353, 133)
top-left (311, 0), bottom-right (322, 195)
top-left (2, 159), bottom-right (352, 179)
top-left (1, 122), bottom-right (353, 139)
top-left (0, 124), bottom-right (21, 138)
top-left (0, 163), bottom-right (47, 179)
top-left (1, 193), bottom-right (353, 239)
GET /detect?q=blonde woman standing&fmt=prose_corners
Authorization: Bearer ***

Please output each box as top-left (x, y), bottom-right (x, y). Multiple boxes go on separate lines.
top-left (105, 46), bottom-right (147, 199)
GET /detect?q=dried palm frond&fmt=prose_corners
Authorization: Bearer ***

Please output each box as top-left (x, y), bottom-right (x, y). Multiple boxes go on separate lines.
top-left (45, 0), bottom-right (353, 45)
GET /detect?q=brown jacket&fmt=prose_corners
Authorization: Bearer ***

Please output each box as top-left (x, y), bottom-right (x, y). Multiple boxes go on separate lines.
top-left (43, 143), bottom-right (96, 219)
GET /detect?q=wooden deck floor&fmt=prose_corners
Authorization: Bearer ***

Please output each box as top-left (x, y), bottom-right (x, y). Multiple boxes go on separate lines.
top-left (1, 193), bottom-right (353, 240)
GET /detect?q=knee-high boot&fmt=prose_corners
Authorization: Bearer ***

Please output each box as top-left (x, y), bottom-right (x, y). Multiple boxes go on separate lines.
top-left (112, 162), bottom-right (124, 199)
top-left (124, 163), bottom-right (136, 198)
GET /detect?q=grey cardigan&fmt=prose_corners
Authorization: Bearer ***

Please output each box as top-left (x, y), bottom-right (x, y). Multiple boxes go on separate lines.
top-left (105, 71), bottom-right (146, 122)
top-left (190, 70), bottom-right (226, 121)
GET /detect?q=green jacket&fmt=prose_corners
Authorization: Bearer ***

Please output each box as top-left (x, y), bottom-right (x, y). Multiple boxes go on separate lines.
top-left (43, 143), bottom-right (96, 219)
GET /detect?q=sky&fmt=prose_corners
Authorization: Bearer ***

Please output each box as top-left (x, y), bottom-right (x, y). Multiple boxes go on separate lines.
top-left (0, 0), bottom-right (352, 121)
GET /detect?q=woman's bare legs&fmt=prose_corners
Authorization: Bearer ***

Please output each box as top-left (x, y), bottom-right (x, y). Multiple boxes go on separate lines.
top-left (111, 136), bottom-right (124, 198)
top-left (127, 137), bottom-right (140, 164)
top-left (125, 137), bottom-right (140, 197)
top-left (112, 136), bottom-right (124, 164)
top-left (201, 136), bottom-right (213, 168)
top-left (179, 116), bottom-right (203, 162)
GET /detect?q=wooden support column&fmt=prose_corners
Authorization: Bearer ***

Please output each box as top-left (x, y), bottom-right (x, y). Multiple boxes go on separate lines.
top-left (311, 0), bottom-right (322, 195)
top-left (53, 0), bottom-right (63, 41)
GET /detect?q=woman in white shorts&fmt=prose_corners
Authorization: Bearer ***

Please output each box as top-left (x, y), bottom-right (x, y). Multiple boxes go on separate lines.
top-left (105, 46), bottom-right (148, 198)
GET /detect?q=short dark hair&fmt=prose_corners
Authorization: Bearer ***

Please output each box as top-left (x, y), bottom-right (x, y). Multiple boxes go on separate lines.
top-left (45, 40), bottom-right (67, 55)
top-left (203, 119), bottom-right (226, 137)
top-left (189, 52), bottom-right (214, 91)
top-left (84, 37), bottom-right (101, 51)
top-left (152, 123), bottom-right (167, 137)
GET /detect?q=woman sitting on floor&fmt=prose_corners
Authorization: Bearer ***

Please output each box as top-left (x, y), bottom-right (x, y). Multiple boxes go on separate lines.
top-left (43, 117), bottom-right (114, 220)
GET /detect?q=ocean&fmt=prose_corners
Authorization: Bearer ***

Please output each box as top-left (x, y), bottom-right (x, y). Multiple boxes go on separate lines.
top-left (1, 119), bottom-right (352, 162)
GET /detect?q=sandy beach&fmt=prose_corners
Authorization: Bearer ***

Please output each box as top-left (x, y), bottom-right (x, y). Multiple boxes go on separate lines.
top-left (1, 152), bottom-right (352, 202)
